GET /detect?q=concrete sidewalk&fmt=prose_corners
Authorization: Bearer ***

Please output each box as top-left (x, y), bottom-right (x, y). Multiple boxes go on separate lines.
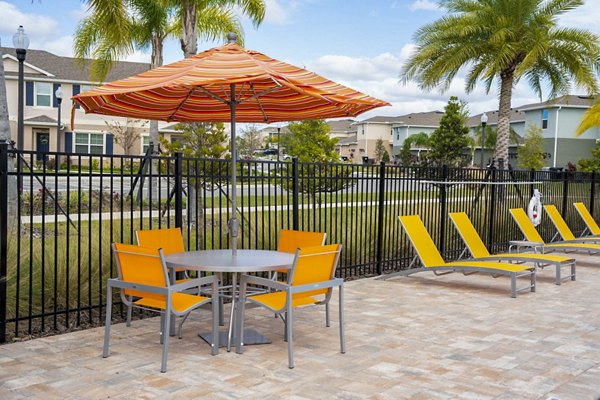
top-left (1, 253), bottom-right (599, 399)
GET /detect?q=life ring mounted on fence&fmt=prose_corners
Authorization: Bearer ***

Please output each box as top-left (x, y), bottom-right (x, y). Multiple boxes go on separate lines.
top-left (527, 189), bottom-right (542, 227)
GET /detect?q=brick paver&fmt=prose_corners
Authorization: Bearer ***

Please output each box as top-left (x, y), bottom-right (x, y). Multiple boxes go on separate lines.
top-left (0, 254), bottom-right (599, 399)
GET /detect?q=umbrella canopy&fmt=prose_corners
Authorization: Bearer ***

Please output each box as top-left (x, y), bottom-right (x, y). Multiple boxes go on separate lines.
top-left (72, 33), bottom-right (390, 253)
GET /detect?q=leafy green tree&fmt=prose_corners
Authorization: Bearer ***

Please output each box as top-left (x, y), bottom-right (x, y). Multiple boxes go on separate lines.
top-left (161, 122), bottom-right (228, 159)
top-left (401, 0), bottom-right (600, 167)
top-left (282, 120), bottom-right (339, 163)
top-left (578, 140), bottom-right (600, 172)
top-left (398, 132), bottom-right (430, 166)
top-left (374, 138), bottom-right (389, 163)
top-left (517, 124), bottom-right (545, 170)
top-left (427, 97), bottom-right (470, 167)
top-left (237, 124), bottom-right (263, 159)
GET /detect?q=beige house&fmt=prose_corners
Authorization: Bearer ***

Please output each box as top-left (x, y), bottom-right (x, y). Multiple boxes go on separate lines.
top-left (352, 116), bottom-right (399, 163)
top-left (1, 47), bottom-right (184, 162)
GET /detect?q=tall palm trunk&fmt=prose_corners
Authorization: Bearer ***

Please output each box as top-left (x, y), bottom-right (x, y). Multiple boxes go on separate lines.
top-left (148, 34), bottom-right (163, 154)
top-left (180, 1), bottom-right (202, 228)
top-left (494, 70), bottom-right (515, 168)
top-left (180, 1), bottom-right (198, 57)
top-left (0, 45), bottom-right (17, 226)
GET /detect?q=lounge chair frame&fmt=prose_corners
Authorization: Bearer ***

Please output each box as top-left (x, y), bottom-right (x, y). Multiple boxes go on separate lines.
top-left (385, 216), bottom-right (536, 298)
top-left (573, 202), bottom-right (600, 237)
top-left (544, 205), bottom-right (600, 244)
top-left (509, 208), bottom-right (600, 256)
top-left (449, 212), bottom-right (575, 285)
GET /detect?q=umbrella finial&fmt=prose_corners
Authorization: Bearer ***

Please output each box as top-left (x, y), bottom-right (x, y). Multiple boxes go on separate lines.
top-left (227, 32), bottom-right (237, 44)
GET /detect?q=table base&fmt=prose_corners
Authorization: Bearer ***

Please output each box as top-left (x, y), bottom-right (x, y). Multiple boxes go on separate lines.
top-left (198, 329), bottom-right (271, 348)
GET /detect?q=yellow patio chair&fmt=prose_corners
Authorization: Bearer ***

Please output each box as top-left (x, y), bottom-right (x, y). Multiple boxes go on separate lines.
top-left (133, 228), bottom-right (193, 325)
top-left (449, 212), bottom-right (575, 285)
top-left (398, 215), bottom-right (536, 298)
top-left (105, 243), bottom-right (219, 373)
top-left (235, 244), bottom-right (344, 369)
top-left (271, 229), bottom-right (327, 280)
top-left (573, 202), bottom-right (600, 236)
top-left (544, 204), bottom-right (600, 243)
top-left (509, 208), bottom-right (600, 255)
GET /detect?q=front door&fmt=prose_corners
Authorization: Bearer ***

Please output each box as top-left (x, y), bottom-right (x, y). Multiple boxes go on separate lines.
top-left (36, 131), bottom-right (50, 161)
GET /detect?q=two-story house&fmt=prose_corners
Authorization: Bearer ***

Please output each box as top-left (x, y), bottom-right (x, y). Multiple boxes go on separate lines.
top-left (1, 47), bottom-right (183, 160)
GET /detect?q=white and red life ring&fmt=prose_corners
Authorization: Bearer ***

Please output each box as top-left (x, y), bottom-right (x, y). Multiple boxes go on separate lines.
top-left (527, 189), bottom-right (542, 227)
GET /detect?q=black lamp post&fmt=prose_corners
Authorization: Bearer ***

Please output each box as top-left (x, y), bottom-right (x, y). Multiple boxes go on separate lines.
top-left (13, 25), bottom-right (29, 191)
top-left (55, 86), bottom-right (63, 168)
top-left (277, 125), bottom-right (281, 162)
top-left (13, 26), bottom-right (29, 151)
top-left (480, 112), bottom-right (488, 169)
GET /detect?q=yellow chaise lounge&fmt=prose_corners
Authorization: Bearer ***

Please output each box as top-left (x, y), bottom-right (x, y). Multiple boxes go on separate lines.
top-left (544, 204), bottom-right (600, 244)
top-left (449, 212), bottom-right (575, 285)
top-left (573, 202), bottom-right (600, 237)
top-left (398, 215), bottom-right (536, 298)
top-left (509, 208), bottom-right (600, 255)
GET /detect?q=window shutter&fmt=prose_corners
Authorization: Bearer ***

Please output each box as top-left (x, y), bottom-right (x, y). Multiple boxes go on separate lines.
top-left (64, 132), bottom-right (73, 153)
top-left (72, 85), bottom-right (80, 109)
top-left (53, 83), bottom-right (60, 108)
top-left (25, 81), bottom-right (34, 106)
top-left (105, 134), bottom-right (114, 155)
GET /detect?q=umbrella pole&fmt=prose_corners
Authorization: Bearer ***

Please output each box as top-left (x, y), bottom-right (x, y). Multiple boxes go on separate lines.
top-left (229, 84), bottom-right (239, 256)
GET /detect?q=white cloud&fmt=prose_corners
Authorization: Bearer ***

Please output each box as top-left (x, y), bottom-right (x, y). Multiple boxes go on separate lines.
top-left (125, 50), bottom-right (151, 64)
top-left (70, 3), bottom-right (92, 22)
top-left (304, 48), bottom-right (543, 121)
top-left (409, 0), bottom-right (441, 12)
top-left (263, 0), bottom-right (290, 25)
top-left (559, 2), bottom-right (600, 36)
top-left (0, 1), bottom-right (59, 37)
top-left (30, 35), bottom-right (74, 57)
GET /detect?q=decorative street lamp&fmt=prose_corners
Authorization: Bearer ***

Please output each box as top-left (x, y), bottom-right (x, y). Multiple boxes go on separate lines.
top-left (480, 112), bottom-right (488, 169)
top-left (13, 25), bottom-right (29, 191)
top-left (55, 86), bottom-right (64, 168)
top-left (276, 125), bottom-right (281, 162)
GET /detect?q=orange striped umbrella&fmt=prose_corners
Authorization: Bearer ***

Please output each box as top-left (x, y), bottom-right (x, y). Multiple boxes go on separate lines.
top-left (72, 33), bottom-right (389, 252)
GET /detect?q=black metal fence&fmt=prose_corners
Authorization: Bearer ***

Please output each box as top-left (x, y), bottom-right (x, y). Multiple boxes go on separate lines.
top-left (0, 142), bottom-right (598, 342)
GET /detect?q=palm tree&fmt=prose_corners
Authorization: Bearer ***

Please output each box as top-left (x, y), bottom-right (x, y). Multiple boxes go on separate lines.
top-left (401, 0), bottom-right (600, 168)
top-left (173, 0), bottom-right (266, 58)
top-left (576, 101), bottom-right (600, 136)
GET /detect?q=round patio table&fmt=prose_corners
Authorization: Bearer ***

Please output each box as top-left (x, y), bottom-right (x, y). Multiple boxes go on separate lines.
top-left (164, 249), bottom-right (295, 351)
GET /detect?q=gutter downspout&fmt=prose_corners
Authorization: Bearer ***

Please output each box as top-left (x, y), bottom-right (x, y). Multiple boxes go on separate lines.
top-left (553, 106), bottom-right (562, 168)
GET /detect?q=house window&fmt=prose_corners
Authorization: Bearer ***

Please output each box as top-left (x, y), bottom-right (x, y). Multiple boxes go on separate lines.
top-left (542, 109), bottom-right (548, 129)
top-left (80, 84), bottom-right (96, 93)
top-left (75, 133), bottom-right (104, 154)
top-left (35, 82), bottom-right (52, 107)
top-left (142, 136), bottom-right (150, 154)
top-left (397, 134), bottom-right (400, 140)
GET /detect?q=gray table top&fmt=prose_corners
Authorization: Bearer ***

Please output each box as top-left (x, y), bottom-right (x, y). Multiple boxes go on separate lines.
top-left (164, 249), bottom-right (295, 273)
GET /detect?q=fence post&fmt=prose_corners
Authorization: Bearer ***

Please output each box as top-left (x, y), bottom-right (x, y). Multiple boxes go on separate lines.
top-left (486, 164), bottom-right (497, 250)
top-left (529, 168), bottom-right (535, 198)
top-left (174, 152), bottom-right (183, 229)
top-left (439, 165), bottom-right (448, 255)
top-left (375, 161), bottom-right (386, 275)
top-left (561, 170), bottom-right (569, 218)
top-left (0, 141), bottom-right (8, 343)
top-left (292, 157), bottom-right (299, 230)
top-left (590, 171), bottom-right (596, 218)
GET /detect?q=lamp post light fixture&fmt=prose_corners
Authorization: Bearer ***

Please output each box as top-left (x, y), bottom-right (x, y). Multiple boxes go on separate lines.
top-left (480, 112), bottom-right (488, 169)
top-left (55, 86), bottom-right (64, 168)
top-left (13, 25), bottom-right (29, 191)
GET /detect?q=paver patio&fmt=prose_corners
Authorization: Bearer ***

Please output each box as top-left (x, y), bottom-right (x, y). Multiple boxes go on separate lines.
top-left (1, 253), bottom-right (599, 399)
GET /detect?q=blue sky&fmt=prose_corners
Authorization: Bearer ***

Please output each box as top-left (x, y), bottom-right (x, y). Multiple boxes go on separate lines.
top-left (1, 0), bottom-right (599, 120)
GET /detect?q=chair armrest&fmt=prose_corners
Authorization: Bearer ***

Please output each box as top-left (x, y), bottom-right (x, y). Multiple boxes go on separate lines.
top-left (290, 278), bottom-right (343, 294)
top-left (239, 274), bottom-right (289, 297)
top-left (107, 278), bottom-right (168, 295)
top-left (171, 274), bottom-right (220, 293)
